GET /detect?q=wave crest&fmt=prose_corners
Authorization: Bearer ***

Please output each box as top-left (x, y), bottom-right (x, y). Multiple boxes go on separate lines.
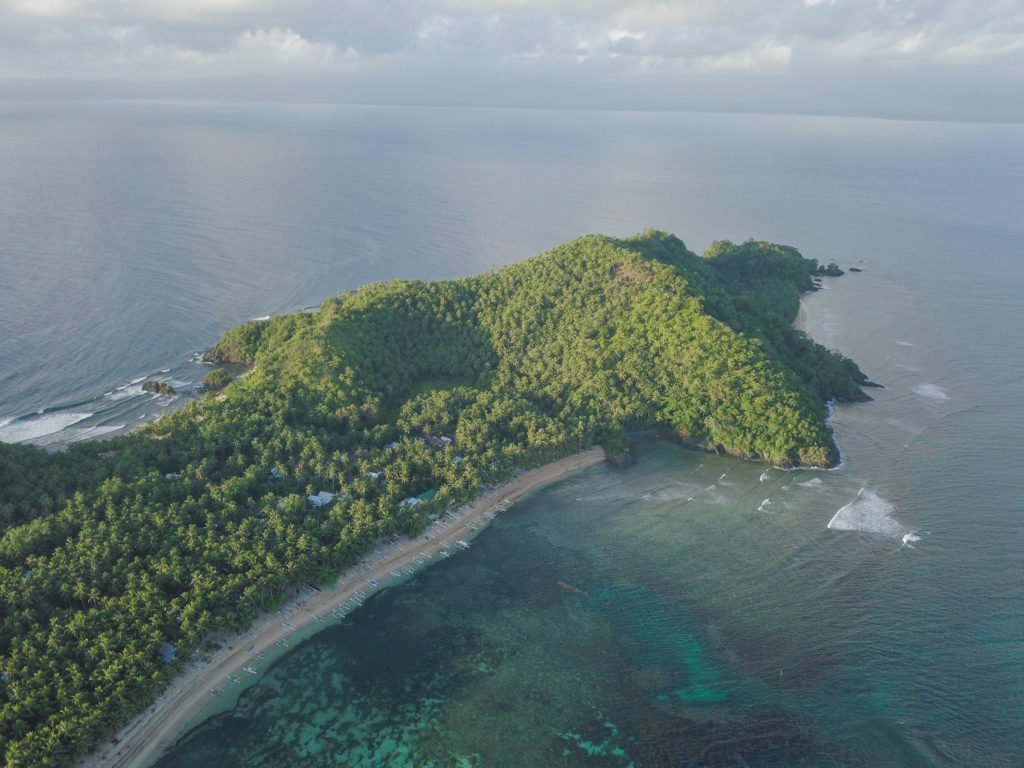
top-left (827, 488), bottom-right (907, 538)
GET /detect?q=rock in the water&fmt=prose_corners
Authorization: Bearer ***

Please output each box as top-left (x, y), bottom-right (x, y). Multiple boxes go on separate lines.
top-left (142, 380), bottom-right (175, 395)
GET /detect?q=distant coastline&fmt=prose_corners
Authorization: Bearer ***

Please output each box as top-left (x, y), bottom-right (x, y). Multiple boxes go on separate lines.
top-left (75, 448), bottom-right (606, 768)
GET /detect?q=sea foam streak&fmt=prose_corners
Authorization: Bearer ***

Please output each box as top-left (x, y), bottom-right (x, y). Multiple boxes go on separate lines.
top-left (828, 488), bottom-right (907, 538)
top-left (913, 383), bottom-right (950, 401)
top-left (0, 412), bottom-right (94, 443)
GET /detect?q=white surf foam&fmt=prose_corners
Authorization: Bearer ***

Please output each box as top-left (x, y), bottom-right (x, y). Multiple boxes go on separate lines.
top-left (760, 470), bottom-right (771, 482)
top-left (901, 531), bottom-right (922, 547)
top-left (827, 488), bottom-right (907, 538)
top-left (0, 412), bottom-right (94, 443)
top-left (913, 383), bottom-right (950, 401)
top-left (105, 384), bottom-right (145, 401)
top-left (797, 477), bottom-right (823, 487)
top-left (107, 373), bottom-right (157, 400)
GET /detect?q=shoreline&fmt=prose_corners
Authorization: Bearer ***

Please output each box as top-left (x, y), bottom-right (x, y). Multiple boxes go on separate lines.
top-left (76, 447), bottom-right (606, 768)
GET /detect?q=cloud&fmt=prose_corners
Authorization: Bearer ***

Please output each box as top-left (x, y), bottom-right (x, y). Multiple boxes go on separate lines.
top-left (609, 28), bottom-right (643, 43)
top-left (0, 0), bottom-right (1021, 119)
top-left (232, 27), bottom-right (341, 67)
top-left (944, 31), bottom-right (1024, 63)
top-left (699, 38), bottom-right (793, 71)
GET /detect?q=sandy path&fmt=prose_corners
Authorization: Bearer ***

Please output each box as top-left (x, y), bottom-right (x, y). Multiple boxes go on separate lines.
top-left (77, 447), bottom-right (606, 768)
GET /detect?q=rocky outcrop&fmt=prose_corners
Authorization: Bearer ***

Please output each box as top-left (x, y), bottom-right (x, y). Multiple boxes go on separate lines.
top-left (142, 380), bottom-right (175, 396)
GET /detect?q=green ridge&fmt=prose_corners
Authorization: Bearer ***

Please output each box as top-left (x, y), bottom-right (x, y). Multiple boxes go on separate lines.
top-left (0, 231), bottom-right (867, 767)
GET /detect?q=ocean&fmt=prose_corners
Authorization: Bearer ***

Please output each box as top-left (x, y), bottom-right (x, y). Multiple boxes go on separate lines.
top-left (1, 103), bottom-right (1022, 766)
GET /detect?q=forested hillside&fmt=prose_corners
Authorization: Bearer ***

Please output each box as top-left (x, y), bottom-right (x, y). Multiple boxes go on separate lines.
top-left (0, 231), bottom-right (868, 767)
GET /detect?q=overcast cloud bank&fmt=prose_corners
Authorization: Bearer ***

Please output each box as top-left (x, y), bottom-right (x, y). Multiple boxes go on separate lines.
top-left (2, 0), bottom-right (1021, 120)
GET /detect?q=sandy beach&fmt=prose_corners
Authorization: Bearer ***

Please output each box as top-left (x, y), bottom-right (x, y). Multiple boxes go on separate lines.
top-left (77, 447), bottom-right (606, 768)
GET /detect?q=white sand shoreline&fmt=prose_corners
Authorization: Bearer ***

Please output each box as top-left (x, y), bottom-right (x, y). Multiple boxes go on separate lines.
top-left (76, 447), bottom-right (606, 768)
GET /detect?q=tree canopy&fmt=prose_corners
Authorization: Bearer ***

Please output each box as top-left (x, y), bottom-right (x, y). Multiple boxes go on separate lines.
top-left (0, 231), bottom-right (868, 767)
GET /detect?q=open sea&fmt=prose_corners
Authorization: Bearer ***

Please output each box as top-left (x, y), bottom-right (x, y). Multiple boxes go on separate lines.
top-left (1, 103), bottom-right (1022, 766)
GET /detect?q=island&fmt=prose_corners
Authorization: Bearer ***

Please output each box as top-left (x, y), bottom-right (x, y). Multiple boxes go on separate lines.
top-left (0, 231), bottom-right (869, 768)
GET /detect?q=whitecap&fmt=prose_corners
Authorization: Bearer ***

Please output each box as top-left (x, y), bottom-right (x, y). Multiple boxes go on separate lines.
top-left (105, 385), bottom-right (145, 401)
top-left (895, 340), bottom-right (915, 347)
top-left (827, 488), bottom-right (907, 538)
top-left (913, 383), bottom-right (949, 401)
top-left (797, 477), bottom-right (823, 487)
top-left (0, 412), bottom-right (94, 443)
top-left (760, 471), bottom-right (771, 482)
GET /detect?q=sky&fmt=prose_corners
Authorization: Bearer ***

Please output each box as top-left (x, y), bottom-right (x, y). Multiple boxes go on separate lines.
top-left (1, 0), bottom-right (1022, 119)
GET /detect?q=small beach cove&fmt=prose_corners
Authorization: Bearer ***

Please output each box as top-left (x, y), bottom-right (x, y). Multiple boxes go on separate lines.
top-left (74, 448), bottom-right (606, 768)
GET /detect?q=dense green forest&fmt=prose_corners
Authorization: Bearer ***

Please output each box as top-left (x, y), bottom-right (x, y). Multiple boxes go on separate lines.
top-left (0, 231), bottom-right (869, 767)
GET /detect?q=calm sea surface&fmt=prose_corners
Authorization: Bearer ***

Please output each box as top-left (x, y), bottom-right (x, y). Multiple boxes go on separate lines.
top-left (1, 103), bottom-right (1022, 766)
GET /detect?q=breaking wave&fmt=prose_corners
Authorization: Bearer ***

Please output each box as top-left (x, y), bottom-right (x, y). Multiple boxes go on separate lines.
top-left (0, 412), bottom-right (94, 443)
top-left (913, 383), bottom-right (950, 401)
top-left (827, 488), bottom-right (907, 538)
